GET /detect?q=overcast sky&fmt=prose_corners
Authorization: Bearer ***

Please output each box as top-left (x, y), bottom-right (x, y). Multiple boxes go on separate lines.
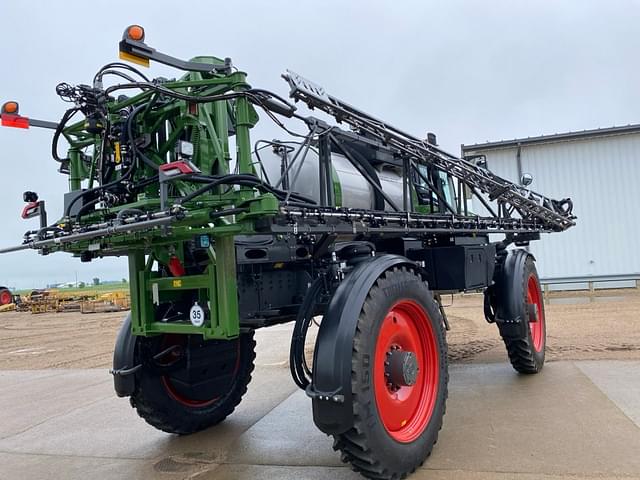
top-left (1, 0), bottom-right (639, 288)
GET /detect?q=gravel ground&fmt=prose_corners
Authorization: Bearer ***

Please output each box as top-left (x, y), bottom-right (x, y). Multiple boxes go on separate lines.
top-left (0, 289), bottom-right (638, 370)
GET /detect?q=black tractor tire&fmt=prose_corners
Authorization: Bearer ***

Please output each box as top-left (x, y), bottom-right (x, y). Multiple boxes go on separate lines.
top-left (496, 253), bottom-right (546, 374)
top-left (130, 331), bottom-right (255, 435)
top-left (333, 266), bottom-right (448, 480)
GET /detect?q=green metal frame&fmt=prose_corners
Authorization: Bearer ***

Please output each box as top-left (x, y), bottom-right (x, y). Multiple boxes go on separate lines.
top-left (55, 58), bottom-right (274, 340)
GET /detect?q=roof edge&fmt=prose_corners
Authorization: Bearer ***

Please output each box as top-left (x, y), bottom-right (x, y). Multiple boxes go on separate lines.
top-left (462, 123), bottom-right (640, 152)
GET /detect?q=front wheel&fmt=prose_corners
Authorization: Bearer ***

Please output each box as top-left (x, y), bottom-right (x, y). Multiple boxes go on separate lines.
top-left (334, 267), bottom-right (448, 480)
top-left (495, 252), bottom-right (546, 374)
top-left (130, 331), bottom-right (255, 435)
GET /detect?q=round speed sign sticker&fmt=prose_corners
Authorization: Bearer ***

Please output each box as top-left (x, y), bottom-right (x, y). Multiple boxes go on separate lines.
top-left (189, 302), bottom-right (205, 327)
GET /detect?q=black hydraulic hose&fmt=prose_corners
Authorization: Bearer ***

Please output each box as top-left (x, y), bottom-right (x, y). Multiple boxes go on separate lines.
top-left (279, 200), bottom-right (321, 210)
top-left (209, 207), bottom-right (248, 220)
top-left (64, 160), bottom-right (140, 219)
top-left (104, 83), bottom-right (300, 133)
top-left (63, 107), bottom-right (147, 219)
top-left (290, 276), bottom-right (325, 389)
top-left (58, 81), bottom-right (316, 221)
top-left (247, 88), bottom-right (297, 114)
top-left (104, 81), bottom-right (290, 111)
top-left (105, 82), bottom-right (248, 103)
top-left (93, 62), bottom-right (150, 85)
top-left (65, 191), bottom-right (94, 219)
top-left (97, 70), bottom-right (138, 84)
top-left (75, 198), bottom-right (100, 223)
top-left (178, 175), bottom-right (248, 204)
top-left (132, 174), bottom-right (160, 189)
top-left (52, 107), bottom-right (79, 162)
top-left (178, 174), bottom-right (316, 205)
top-left (36, 226), bottom-right (64, 241)
top-left (126, 104), bottom-right (158, 171)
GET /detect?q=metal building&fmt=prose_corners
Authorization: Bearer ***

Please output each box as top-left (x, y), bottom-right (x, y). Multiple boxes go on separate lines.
top-left (462, 125), bottom-right (640, 288)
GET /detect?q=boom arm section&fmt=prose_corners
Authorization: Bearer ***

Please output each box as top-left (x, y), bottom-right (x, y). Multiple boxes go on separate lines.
top-left (282, 71), bottom-right (575, 232)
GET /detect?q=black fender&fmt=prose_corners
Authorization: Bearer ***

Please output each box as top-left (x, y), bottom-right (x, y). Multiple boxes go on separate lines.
top-left (493, 248), bottom-right (534, 335)
top-left (309, 254), bottom-right (419, 435)
top-left (112, 312), bottom-right (138, 397)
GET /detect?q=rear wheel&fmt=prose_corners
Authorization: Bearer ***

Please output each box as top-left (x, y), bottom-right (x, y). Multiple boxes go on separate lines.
top-left (497, 255), bottom-right (546, 374)
top-left (333, 267), bottom-right (448, 480)
top-left (130, 331), bottom-right (255, 434)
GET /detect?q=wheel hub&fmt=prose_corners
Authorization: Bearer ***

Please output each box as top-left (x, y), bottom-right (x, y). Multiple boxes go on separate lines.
top-left (374, 299), bottom-right (440, 443)
top-left (385, 347), bottom-right (419, 390)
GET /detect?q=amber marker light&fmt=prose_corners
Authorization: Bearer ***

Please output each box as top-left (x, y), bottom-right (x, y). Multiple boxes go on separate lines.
top-left (1, 101), bottom-right (19, 114)
top-left (120, 25), bottom-right (150, 67)
top-left (126, 25), bottom-right (145, 42)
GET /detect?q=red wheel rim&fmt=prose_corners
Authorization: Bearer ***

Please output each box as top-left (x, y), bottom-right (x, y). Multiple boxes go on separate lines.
top-left (527, 275), bottom-right (545, 352)
top-left (0, 290), bottom-right (11, 305)
top-left (160, 335), bottom-right (241, 408)
top-left (374, 300), bottom-right (439, 443)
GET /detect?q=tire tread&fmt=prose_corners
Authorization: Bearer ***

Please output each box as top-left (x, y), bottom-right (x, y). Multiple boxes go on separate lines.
top-left (130, 333), bottom-right (256, 435)
top-left (333, 267), bottom-right (448, 480)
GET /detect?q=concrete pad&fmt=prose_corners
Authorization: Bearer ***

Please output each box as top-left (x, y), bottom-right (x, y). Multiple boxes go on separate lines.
top-left (193, 464), bottom-right (360, 480)
top-left (197, 464), bottom-right (640, 480)
top-left (0, 369), bottom-right (112, 438)
top-left (0, 452), bottom-right (185, 480)
top-left (253, 323), bottom-right (295, 367)
top-left (1, 360), bottom-right (639, 480)
top-left (0, 365), bottom-right (295, 463)
top-left (225, 389), bottom-right (339, 467)
top-left (227, 362), bottom-right (640, 477)
top-left (414, 472), bottom-right (640, 480)
top-left (0, 369), bottom-right (70, 386)
top-left (576, 360), bottom-right (640, 427)
top-left (427, 362), bottom-right (640, 476)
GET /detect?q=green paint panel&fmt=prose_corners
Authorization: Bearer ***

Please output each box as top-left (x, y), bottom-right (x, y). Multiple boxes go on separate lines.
top-left (31, 46), bottom-right (289, 342)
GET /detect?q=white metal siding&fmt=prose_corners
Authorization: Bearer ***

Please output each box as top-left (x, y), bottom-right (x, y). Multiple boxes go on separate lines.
top-left (469, 133), bottom-right (640, 280)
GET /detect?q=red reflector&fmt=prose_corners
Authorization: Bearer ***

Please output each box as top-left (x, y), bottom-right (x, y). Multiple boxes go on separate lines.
top-left (1, 114), bottom-right (29, 129)
top-left (167, 256), bottom-right (186, 277)
top-left (21, 202), bottom-right (40, 219)
top-left (159, 161), bottom-right (195, 175)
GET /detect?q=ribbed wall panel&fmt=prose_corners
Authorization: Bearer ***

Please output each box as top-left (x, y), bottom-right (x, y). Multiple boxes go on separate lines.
top-left (468, 133), bottom-right (640, 280)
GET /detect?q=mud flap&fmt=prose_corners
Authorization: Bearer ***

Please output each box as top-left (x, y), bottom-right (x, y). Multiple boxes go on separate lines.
top-left (308, 254), bottom-right (418, 435)
top-left (493, 249), bottom-right (533, 337)
top-left (112, 313), bottom-right (138, 397)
